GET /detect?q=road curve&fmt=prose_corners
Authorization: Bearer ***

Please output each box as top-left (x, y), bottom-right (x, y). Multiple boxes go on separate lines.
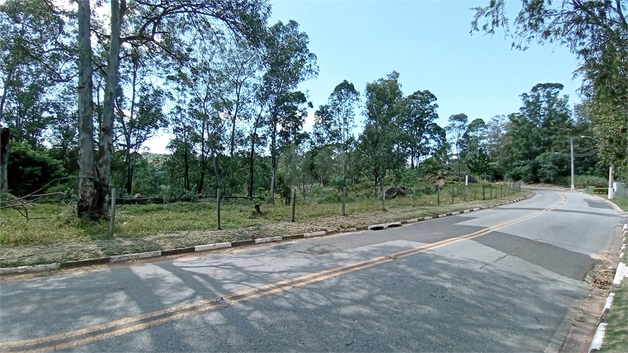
top-left (0, 189), bottom-right (625, 352)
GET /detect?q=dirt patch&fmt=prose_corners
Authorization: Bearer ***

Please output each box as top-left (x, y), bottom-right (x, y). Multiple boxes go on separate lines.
top-left (560, 252), bottom-right (618, 352)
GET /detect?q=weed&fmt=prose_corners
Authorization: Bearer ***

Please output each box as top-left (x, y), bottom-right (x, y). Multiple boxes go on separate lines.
top-left (599, 279), bottom-right (628, 352)
top-left (0, 187), bottom-right (531, 267)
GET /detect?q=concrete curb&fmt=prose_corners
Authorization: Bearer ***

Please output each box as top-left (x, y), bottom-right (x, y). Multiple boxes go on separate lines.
top-left (195, 242), bottom-right (231, 252)
top-left (588, 223), bottom-right (628, 353)
top-left (304, 231), bottom-right (326, 238)
top-left (110, 251), bottom-right (162, 263)
top-left (255, 236), bottom-right (282, 244)
top-left (0, 193), bottom-right (535, 276)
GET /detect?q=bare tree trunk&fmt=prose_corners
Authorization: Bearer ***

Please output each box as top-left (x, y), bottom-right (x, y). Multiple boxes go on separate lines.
top-left (97, 0), bottom-right (126, 216)
top-left (198, 119), bottom-right (206, 195)
top-left (183, 139), bottom-right (190, 191)
top-left (248, 131), bottom-right (256, 198)
top-left (248, 108), bottom-right (263, 198)
top-left (0, 70), bottom-right (14, 124)
top-left (124, 59), bottom-right (138, 196)
top-left (77, 0), bottom-right (97, 218)
top-left (269, 116), bottom-right (277, 204)
top-left (124, 148), bottom-right (133, 195)
top-left (211, 148), bottom-right (220, 190)
top-left (0, 128), bottom-right (10, 194)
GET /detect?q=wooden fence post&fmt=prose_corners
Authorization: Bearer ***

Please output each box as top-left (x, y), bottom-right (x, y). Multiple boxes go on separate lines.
top-left (381, 182), bottom-right (386, 211)
top-left (109, 188), bottom-right (116, 238)
top-left (342, 187), bottom-right (346, 216)
top-left (437, 185), bottom-right (440, 206)
top-left (291, 188), bottom-right (296, 222)
top-left (217, 189), bottom-right (221, 230)
top-left (412, 186), bottom-right (416, 207)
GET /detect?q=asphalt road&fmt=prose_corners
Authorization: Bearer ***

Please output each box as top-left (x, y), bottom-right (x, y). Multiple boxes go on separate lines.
top-left (0, 189), bottom-right (625, 352)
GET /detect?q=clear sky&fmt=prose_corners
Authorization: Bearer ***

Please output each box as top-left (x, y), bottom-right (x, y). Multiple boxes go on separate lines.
top-left (271, 0), bottom-right (582, 126)
top-left (146, 0), bottom-right (582, 153)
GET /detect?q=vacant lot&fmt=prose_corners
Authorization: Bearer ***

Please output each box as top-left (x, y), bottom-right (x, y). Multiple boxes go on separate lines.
top-left (1, 185), bottom-right (530, 268)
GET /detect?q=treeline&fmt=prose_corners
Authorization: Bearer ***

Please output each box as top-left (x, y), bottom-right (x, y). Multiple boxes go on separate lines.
top-left (0, 1), bottom-right (625, 217)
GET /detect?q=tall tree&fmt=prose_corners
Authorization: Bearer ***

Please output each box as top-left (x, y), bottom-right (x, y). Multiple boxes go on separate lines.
top-left (313, 80), bottom-right (359, 180)
top-left (77, 0), bottom-right (97, 218)
top-left (116, 48), bottom-right (167, 195)
top-left (77, 0), bottom-right (270, 218)
top-left (445, 113), bottom-right (469, 178)
top-left (399, 89), bottom-right (440, 169)
top-left (471, 0), bottom-right (628, 181)
top-left (462, 118), bottom-right (489, 178)
top-left (0, 0), bottom-right (73, 143)
top-left (358, 71), bottom-right (404, 195)
top-left (499, 83), bottom-right (574, 182)
top-left (258, 20), bottom-right (317, 203)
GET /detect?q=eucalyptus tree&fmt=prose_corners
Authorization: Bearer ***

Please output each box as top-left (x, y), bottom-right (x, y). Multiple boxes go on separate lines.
top-left (209, 37), bottom-right (264, 196)
top-left (462, 118), bottom-right (489, 178)
top-left (358, 71), bottom-right (405, 195)
top-left (166, 41), bottom-right (226, 196)
top-left (399, 89), bottom-right (440, 169)
top-left (485, 115), bottom-right (508, 159)
top-left (471, 0), bottom-right (628, 181)
top-left (258, 20), bottom-right (318, 203)
top-left (445, 113), bottom-right (469, 178)
top-left (116, 48), bottom-right (167, 195)
top-left (499, 83), bottom-right (573, 182)
top-left (76, 0), bottom-right (270, 218)
top-left (215, 38), bottom-right (263, 159)
top-left (0, 0), bottom-right (75, 164)
top-left (313, 80), bottom-right (359, 180)
top-left (77, 0), bottom-right (96, 217)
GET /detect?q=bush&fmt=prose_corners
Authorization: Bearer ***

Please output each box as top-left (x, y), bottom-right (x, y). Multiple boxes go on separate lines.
top-left (576, 175), bottom-right (608, 189)
top-left (7, 142), bottom-right (66, 196)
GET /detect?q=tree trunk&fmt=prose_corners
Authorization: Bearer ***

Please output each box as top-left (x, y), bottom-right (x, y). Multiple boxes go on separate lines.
top-left (97, 0), bottom-right (125, 217)
top-left (0, 70), bottom-right (14, 124)
top-left (124, 59), bottom-right (138, 196)
top-left (76, 0), bottom-right (97, 218)
top-left (0, 128), bottom-right (10, 194)
top-left (248, 131), bottom-right (256, 198)
top-left (183, 140), bottom-right (190, 191)
top-left (198, 120), bottom-right (206, 195)
top-left (269, 116), bottom-right (277, 204)
top-left (248, 108), bottom-right (263, 198)
top-left (124, 148), bottom-right (133, 195)
top-left (211, 148), bottom-right (220, 189)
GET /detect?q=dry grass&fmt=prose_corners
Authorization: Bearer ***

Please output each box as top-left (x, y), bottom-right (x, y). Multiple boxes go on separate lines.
top-left (599, 248), bottom-right (628, 353)
top-left (600, 281), bottom-right (628, 352)
top-left (0, 187), bottom-right (531, 268)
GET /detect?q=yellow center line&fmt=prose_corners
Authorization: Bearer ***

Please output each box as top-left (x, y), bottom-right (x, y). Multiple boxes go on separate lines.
top-left (0, 206), bottom-right (552, 353)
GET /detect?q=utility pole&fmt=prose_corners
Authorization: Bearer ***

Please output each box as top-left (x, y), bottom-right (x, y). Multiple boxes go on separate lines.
top-left (609, 165), bottom-right (614, 200)
top-left (570, 137), bottom-right (575, 191)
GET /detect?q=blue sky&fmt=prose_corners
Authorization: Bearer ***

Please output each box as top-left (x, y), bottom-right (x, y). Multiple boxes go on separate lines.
top-left (146, 0), bottom-right (582, 153)
top-left (271, 0), bottom-right (582, 129)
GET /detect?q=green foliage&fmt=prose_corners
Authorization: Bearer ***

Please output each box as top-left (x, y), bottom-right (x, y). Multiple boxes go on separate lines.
top-left (574, 175), bottom-right (609, 189)
top-left (494, 83), bottom-right (575, 183)
top-left (358, 71), bottom-right (407, 194)
top-left (7, 142), bottom-right (65, 196)
top-left (472, 0), bottom-right (628, 182)
top-left (535, 152), bottom-right (569, 184)
top-left (0, 0), bottom-right (74, 147)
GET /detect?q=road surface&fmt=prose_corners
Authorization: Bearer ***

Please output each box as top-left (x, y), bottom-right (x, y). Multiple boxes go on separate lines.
top-left (0, 189), bottom-right (625, 352)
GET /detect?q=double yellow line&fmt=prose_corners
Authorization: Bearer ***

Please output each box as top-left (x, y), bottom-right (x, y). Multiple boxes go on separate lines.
top-left (1, 205), bottom-right (554, 353)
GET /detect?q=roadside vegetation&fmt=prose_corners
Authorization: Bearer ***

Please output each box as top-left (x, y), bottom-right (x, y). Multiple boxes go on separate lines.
top-left (0, 183), bottom-right (529, 267)
top-left (0, 1), bottom-right (625, 271)
top-left (599, 248), bottom-right (628, 353)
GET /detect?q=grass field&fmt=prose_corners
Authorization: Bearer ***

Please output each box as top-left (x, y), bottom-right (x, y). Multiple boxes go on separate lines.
top-left (0, 183), bottom-right (528, 267)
